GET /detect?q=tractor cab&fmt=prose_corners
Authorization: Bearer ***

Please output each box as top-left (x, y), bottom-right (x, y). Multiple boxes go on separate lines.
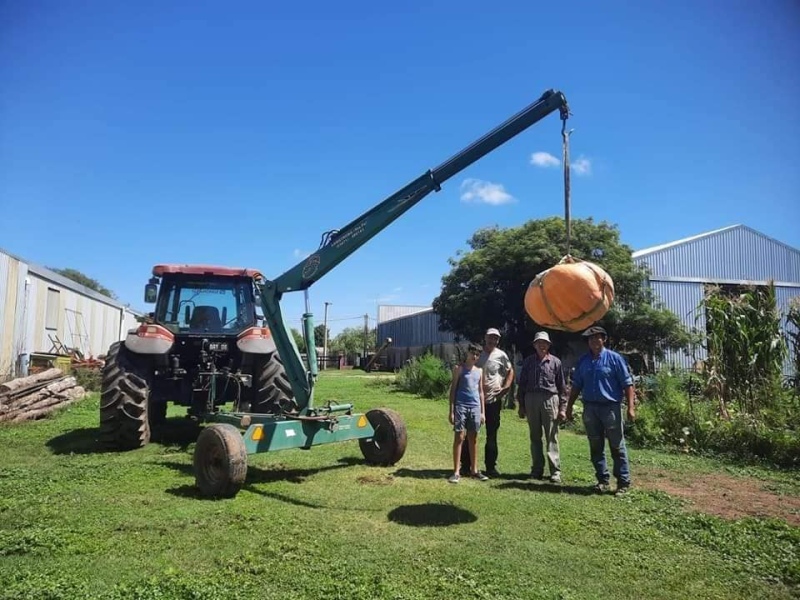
top-left (145, 264), bottom-right (264, 336)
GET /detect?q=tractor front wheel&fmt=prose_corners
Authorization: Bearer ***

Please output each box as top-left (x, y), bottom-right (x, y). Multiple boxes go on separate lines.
top-left (99, 341), bottom-right (152, 450)
top-left (359, 408), bottom-right (407, 466)
top-left (194, 424), bottom-right (248, 498)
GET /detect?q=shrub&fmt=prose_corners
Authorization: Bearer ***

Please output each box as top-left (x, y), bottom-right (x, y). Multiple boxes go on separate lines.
top-left (73, 367), bottom-right (101, 392)
top-left (395, 353), bottom-right (452, 399)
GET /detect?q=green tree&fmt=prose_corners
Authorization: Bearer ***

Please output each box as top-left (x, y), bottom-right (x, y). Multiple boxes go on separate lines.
top-left (330, 326), bottom-right (376, 357)
top-left (314, 324), bottom-right (330, 347)
top-left (290, 327), bottom-right (307, 353)
top-left (49, 267), bottom-right (117, 299)
top-left (432, 217), bottom-right (693, 368)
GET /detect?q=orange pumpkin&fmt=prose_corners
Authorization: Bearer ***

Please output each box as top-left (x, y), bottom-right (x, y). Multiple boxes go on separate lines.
top-left (524, 258), bottom-right (615, 332)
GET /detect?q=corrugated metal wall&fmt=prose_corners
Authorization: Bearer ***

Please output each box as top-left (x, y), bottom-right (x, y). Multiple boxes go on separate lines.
top-left (635, 225), bottom-right (800, 283)
top-left (377, 308), bottom-right (458, 348)
top-left (0, 248), bottom-right (144, 381)
top-left (377, 305), bottom-right (432, 323)
top-left (649, 280), bottom-right (706, 370)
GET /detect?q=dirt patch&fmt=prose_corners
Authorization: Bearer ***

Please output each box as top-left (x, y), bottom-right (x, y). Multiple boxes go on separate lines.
top-left (356, 474), bottom-right (394, 486)
top-left (637, 468), bottom-right (800, 526)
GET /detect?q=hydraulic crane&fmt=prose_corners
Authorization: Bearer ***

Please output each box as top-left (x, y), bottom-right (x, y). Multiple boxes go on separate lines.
top-left (193, 88), bottom-right (570, 497)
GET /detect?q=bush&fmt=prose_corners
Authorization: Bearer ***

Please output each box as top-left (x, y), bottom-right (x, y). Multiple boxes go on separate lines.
top-left (395, 353), bottom-right (452, 399)
top-left (73, 367), bottom-right (101, 392)
top-left (628, 368), bottom-right (800, 468)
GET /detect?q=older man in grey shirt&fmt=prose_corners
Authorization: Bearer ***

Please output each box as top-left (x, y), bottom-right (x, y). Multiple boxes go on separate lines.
top-left (517, 331), bottom-right (567, 483)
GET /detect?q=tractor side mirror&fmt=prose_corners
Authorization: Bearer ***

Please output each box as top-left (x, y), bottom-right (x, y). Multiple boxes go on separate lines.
top-left (144, 283), bottom-right (158, 303)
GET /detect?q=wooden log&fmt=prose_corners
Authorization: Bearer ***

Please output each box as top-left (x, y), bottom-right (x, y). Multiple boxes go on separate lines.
top-left (0, 377), bottom-right (77, 418)
top-left (0, 368), bottom-right (63, 396)
top-left (10, 387), bottom-right (86, 422)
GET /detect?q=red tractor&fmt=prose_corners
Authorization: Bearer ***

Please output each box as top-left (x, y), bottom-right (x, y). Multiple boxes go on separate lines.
top-left (100, 264), bottom-right (295, 450)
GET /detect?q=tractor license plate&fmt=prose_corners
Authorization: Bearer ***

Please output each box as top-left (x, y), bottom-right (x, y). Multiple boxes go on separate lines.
top-left (208, 342), bottom-right (228, 352)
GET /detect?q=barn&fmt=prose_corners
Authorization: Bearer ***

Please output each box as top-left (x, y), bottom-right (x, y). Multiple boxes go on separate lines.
top-left (377, 224), bottom-right (800, 375)
top-left (0, 247), bottom-right (142, 381)
top-left (632, 224), bottom-right (800, 373)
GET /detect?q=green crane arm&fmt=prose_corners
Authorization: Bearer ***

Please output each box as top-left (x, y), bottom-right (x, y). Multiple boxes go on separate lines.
top-left (257, 89), bottom-right (569, 413)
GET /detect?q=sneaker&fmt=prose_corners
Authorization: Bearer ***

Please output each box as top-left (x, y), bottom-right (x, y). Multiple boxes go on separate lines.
top-left (486, 468), bottom-right (501, 478)
top-left (593, 482), bottom-right (610, 493)
top-left (471, 471), bottom-right (489, 481)
top-left (530, 470), bottom-right (544, 480)
top-left (448, 473), bottom-right (460, 484)
top-left (615, 484), bottom-right (631, 496)
top-left (549, 472), bottom-right (562, 484)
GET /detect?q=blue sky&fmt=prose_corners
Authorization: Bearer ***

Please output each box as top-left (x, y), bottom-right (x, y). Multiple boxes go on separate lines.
top-left (2, 1), bottom-right (799, 337)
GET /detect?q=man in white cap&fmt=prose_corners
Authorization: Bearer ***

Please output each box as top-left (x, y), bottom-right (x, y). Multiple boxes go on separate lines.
top-left (516, 331), bottom-right (567, 483)
top-left (461, 327), bottom-right (513, 477)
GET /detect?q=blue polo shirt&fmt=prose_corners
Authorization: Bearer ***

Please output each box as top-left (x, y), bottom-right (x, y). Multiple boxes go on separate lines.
top-left (571, 348), bottom-right (633, 404)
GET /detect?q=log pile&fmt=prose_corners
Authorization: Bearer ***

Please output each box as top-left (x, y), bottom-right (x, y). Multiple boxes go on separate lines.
top-left (0, 368), bottom-right (87, 423)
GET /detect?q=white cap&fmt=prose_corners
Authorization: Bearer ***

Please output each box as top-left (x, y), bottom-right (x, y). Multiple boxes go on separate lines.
top-left (533, 331), bottom-right (551, 344)
top-left (485, 328), bottom-right (501, 337)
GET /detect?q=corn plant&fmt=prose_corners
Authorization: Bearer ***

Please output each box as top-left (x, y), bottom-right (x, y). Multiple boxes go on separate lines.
top-left (700, 282), bottom-right (787, 415)
top-left (787, 296), bottom-right (800, 391)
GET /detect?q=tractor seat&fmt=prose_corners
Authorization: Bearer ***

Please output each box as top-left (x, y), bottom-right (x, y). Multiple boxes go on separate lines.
top-left (189, 306), bottom-right (222, 331)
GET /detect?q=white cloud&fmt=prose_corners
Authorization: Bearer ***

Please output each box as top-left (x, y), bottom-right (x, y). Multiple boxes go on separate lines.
top-left (571, 156), bottom-right (592, 176)
top-left (459, 178), bottom-right (515, 205)
top-left (530, 151), bottom-right (560, 168)
top-left (530, 151), bottom-right (592, 176)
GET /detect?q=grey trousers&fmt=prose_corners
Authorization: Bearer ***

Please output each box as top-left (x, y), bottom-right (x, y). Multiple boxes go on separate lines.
top-left (524, 391), bottom-right (561, 476)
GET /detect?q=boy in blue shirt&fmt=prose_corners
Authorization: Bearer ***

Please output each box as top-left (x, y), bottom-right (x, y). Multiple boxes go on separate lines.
top-left (563, 326), bottom-right (636, 495)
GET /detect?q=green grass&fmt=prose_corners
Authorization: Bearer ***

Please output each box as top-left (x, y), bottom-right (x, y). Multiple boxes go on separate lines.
top-left (0, 371), bottom-right (798, 599)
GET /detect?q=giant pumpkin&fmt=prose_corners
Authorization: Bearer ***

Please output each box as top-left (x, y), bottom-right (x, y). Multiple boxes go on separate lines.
top-left (524, 257), bottom-right (615, 332)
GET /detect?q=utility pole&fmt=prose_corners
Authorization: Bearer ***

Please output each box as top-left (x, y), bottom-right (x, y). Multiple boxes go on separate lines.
top-left (363, 313), bottom-right (369, 359)
top-left (323, 301), bottom-right (332, 371)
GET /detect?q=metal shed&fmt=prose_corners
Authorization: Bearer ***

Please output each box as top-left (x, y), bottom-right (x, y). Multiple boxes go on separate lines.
top-left (0, 247), bottom-right (142, 381)
top-left (632, 224), bottom-right (800, 372)
top-left (376, 305), bottom-right (462, 369)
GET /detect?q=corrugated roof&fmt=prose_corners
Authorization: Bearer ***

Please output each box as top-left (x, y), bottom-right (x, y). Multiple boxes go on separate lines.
top-left (632, 225), bottom-right (740, 258)
top-left (0, 245), bottom-right (141, 313)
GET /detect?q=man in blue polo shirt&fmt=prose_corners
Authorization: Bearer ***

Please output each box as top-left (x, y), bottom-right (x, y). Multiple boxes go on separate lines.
top-left (563, 326), bottom-right (636, 495)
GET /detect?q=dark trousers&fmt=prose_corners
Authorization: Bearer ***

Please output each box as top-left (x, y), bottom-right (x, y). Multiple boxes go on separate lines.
top-left (460, 399), bottom-right (502, 473)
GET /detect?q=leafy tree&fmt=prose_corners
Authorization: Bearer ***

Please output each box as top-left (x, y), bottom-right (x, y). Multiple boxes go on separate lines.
top-left (330, 326), bottom-right (376, 357)
top-left (314, 324), bottom-right (330, 347)
top-left (432, 217), bottom-right (693, 367)
top-left (49, 267), bottom-right (117, 299)
top-left (290, 327), bottom-right (307, 353)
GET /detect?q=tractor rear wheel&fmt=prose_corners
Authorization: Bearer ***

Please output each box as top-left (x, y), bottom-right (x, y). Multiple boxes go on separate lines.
top-left (359, 408), bottom-right (407, 466)
top-left (99, 341), bottom-right (152, 450)
top-left (194, 423), bottom-right (248, 498)
top-left (249, 352), bottom-right (297, 414)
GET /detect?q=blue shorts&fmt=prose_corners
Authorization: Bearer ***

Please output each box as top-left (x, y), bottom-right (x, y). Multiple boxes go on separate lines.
top-left (454, 404), bottom-right (481, 433)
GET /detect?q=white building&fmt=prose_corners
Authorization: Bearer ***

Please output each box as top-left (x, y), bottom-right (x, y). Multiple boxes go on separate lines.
top-left (0, 247), bottom-right (142, 381)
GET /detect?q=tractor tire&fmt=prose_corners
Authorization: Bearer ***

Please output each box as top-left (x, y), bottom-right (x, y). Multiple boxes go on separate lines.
top-left (249, 352), bottom-right (297, 414)
top-left (99, 341), bottom-right (152, 451)
top-left (359, 408), bottom-right (407, 466)
top-left (193, 423), bottom-right (248, 498)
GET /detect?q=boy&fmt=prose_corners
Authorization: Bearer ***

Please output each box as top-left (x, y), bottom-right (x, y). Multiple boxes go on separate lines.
top-left (448, 343), bottom-right (490, 483)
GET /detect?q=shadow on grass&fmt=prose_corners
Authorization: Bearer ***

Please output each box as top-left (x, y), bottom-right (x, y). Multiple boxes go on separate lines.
top-left (496, 481), bottom-right (598, 496)
top-left (162, 456), bottom-right (364, 500)
top-left (392, 468), bottom-right (534, 482)
top-left (46, 427), bottom-right (103, 455)
top-left (388, 503), bottom-right (477, 527)
top-left (46, 417), bottom-right (201, 455)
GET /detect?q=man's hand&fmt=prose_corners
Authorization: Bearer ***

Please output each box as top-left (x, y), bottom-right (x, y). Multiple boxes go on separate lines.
top-left (627, 405), bottom-right (636, 422)
top-left (557, 410), bottom-right (566, 423)
top-left (517, 404), bottom-right (526, 420)
top-left (565, 406), bottom-right (573, 421)
top-left (480, 413), bottom-right (486, 425)
top-left (448, 411), bottom-right (454, 425)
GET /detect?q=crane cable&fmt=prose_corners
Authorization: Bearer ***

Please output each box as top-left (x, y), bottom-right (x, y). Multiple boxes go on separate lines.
top-left (561, 113), bottom-right (573, 260)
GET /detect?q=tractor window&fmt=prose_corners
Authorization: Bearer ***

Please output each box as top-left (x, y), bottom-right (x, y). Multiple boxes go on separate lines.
top-left (155, 276), bottom-right (256, 334)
